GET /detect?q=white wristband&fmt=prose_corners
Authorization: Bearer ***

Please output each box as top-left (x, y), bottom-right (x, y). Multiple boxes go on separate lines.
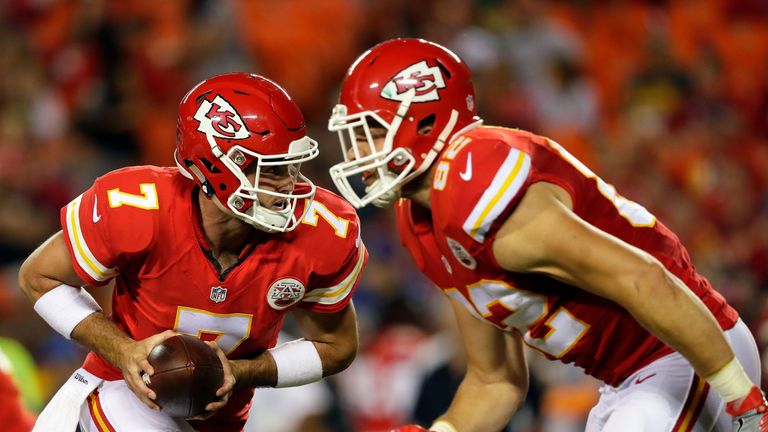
top-left (33, 284), bottom-right (102, 339)
top-left (267, 339), bottom-right (323, 388)
top-left (704, 357), bottom-right (754, 402)
top-left (430, 420), bottom-right (458, 432)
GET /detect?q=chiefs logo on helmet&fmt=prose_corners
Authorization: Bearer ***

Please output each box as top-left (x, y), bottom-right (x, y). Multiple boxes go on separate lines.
top-left (193, 95), bottom-right (250, 140)
top-left (381, 60), bottom-right (446, 103)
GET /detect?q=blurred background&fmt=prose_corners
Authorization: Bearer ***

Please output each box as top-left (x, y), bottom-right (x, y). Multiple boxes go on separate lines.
top-left (1, 0), bottom-right (767, 431)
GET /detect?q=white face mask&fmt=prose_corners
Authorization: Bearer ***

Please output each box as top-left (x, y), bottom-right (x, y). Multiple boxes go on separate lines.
top-left (177, 136), bottom-right (320, 233)
top-left (365, 173), bottom-right (403, 208)
top-left (222, 137), bottom-right (319, 232)
top-left (327, 99), bottom-right (468, 209)
top-left (327, 98), bottom-right (417, 209)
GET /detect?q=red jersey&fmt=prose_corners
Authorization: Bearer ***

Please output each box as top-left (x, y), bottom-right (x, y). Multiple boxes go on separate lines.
top-left (397, 126), bottom-right (737, 386)
top-left (61, 166), bottom-right (367, 431)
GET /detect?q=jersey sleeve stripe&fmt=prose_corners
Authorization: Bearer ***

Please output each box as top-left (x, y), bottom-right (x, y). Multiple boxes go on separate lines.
top-left (65, 195), bottom-right (116, 282)
top-left (462, 149), bottom-right (531, 243)
top-left (302, 245), bottom-right (366, 305)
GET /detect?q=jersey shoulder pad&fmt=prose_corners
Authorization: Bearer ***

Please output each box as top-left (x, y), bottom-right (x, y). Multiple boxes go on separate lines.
top-left (61, 166), bottom-right (183, 284)
top-left (298, 187), bottom-right (363, 266)
top-left (300, 187), bottom-right (361, 245)
top-left (434, 127), bottom-right (533, 244)
top-left (298, 187), bottom-right (367, 311)
top-left (92, 166), bottom-right (180, 252)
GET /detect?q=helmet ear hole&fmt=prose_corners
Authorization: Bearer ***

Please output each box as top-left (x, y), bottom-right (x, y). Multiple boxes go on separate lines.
top-left (417, 114), bottom-right (436, 135)
top-left (199, 158), bottom-right (222, 174)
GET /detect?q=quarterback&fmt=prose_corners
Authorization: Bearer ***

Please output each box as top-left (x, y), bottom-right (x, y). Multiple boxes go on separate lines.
top-left (328, 38), bottom-right (767, 432)
top-left (20, 73), bottom-right (367, 431)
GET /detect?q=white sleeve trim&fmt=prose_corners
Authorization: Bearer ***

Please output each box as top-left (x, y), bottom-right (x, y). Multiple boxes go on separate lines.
top-left (302, 245), bottom-right (366, 306)
top-left (64, 195), bottom-right (117, 282)
top-left (462, 149), bottom-right (531, 243)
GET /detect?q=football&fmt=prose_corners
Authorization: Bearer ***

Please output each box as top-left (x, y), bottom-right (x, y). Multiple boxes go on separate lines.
top-left (143, 334), bottom-right (224, 418)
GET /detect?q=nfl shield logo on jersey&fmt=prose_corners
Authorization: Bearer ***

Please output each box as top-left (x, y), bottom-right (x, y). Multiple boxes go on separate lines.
top-left (267, 278), bottom-right (306, 310)
top-left (210, 286), bottom-right (227, 303)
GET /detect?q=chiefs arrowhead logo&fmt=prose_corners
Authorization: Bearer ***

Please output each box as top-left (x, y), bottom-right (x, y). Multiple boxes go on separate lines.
top-left (266, 278), bottom-right (306, 310)
top-left (381, 61), bottom-right (446, 103)
top-left (194, 95), bottom-right (250, 140)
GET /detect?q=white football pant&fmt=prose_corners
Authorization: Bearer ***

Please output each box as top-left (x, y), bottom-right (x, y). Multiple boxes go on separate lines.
top-left (78, 379), bottom-right (196, 432)
top-left (586, 319), bottom-right (760, 432)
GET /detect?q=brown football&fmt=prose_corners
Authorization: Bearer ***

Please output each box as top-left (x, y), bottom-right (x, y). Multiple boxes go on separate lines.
top-left (144, 335), bottom-right (224, 418)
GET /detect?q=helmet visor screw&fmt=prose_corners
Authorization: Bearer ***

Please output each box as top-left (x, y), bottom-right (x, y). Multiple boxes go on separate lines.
top-left (233, 151), bottom-right (246, 166)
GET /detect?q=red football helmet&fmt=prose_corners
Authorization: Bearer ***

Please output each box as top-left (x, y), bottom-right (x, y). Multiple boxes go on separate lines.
top-left (328, 38), bottom-right (481, 208)
top-left (176, 73), bottom-right (318, 232)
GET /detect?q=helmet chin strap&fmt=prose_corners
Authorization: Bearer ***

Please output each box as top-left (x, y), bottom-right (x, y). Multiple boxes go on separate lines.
top-left (173, 149), bottom-right (195, 180)
top-left (218, 192), bottom-right (287, 233)
top-left (363, 108), bottom-right (459, 208)
top-left (402, 108), bottom-right (459, 185)
top-left (367, 173), bottom-right (402, 208)
top-left (181, 159), bottom-right (216, 198)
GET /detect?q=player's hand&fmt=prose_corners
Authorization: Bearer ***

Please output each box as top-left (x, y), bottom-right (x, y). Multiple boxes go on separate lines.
top-left (116, 329), bottom-right (179, 411)
top-left (187, 341), bottom-right (235, 420)
top-left (390, 426), bottom-right (430, 432)
top-left (727, 385), bottom-right (768, 432)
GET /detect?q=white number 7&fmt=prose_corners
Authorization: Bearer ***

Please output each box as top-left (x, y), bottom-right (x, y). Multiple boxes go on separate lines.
top-left (107, 183), bottom-right (159, 210)
top-left (173, 307), bottom-right (253, 354)
top-left (301, 200), bottom-right (350, 237)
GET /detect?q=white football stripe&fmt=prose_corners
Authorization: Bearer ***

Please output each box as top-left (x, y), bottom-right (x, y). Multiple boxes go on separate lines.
top-left (64, 195), bottom-right (117, 282)
top-left (462, 149), bottom-right (531, 243)
top-left (303, 245), bottom-right (366, 305)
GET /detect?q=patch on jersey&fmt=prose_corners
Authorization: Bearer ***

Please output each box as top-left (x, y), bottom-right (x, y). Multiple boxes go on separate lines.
top-left (209, 286), bottom-right (228, 303)
top-left (446, 237), bottom-right (476, 270)
top-left (194, 95), bottom-right (250, 140)
top-left (381, 60), bottom-right (446, 103)
top-left (267, 278), bottom-right (306, 310)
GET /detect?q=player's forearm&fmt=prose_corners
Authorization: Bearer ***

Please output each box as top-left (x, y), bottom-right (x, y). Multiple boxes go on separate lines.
top-left (230, 354), bottom-right (278, 389)
top-left (441, 372), bottom-right (524, 432)
top-left (312, 338), bottom-right (357, 377)
top-left (625, 263), bottom-right (733, 377)
top-left (70, 312), bottom-right (135, 367)
top-left (230, 336), bottom-right (356, 390)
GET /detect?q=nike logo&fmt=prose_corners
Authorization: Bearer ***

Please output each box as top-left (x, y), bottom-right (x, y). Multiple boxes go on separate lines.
top-left (459, 152), bottom-right (472, 181)
top-left (634, 373), bottom-right (656, 384)
top-left (92, 197), bottom-right (101, 223)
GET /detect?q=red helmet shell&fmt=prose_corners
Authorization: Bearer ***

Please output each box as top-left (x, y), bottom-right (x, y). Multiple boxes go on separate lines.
top-left (176, 73), bottom-right (318, 232)
top-left (339, 38), bottom-right (478, 167)
top-left (176, 72), bottom-right (307, 206)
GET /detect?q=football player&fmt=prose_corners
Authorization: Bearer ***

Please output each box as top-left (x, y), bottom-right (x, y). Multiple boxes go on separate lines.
top-left (327, 38), bottom-right (767, 432)
top-left (20, 73), bottom-right (367, 432)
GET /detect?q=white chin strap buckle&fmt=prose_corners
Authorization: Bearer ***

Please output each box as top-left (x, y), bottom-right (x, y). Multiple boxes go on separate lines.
top-left (366, 173), bottom-right (401, 208)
